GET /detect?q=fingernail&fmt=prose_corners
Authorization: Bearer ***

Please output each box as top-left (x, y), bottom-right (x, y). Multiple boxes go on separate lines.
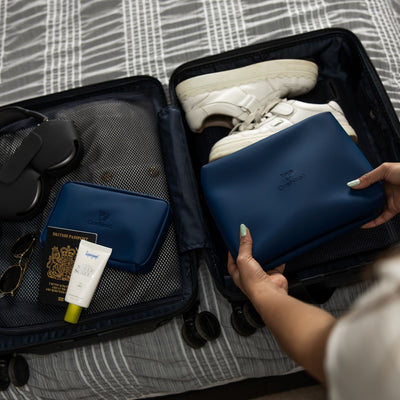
top-left (240, 224), bottom-right (247, 237)
top-left (347, 179), bottom-right (360, 188)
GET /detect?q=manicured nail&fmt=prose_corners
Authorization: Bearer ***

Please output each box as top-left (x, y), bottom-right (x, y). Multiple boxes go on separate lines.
top-left (240, 224), bottom-right (247, 237)
top-left (347, 179), bottom-right (360, 188)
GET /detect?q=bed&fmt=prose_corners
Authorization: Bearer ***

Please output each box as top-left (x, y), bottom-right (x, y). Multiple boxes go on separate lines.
top-left (0, 1), bottom-right (399, 399)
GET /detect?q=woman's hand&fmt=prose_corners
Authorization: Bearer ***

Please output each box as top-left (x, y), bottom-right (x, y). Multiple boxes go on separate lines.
top-left (348, 162), bottom-right (400, 228)
top-left (226, 224), bottom-right (335, 385)
top-left (227, 224), bottom-right (288, 301)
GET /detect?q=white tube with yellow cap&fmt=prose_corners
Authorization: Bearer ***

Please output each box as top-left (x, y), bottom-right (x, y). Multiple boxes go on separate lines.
top-left (64, 240), bottom-right (112, 324)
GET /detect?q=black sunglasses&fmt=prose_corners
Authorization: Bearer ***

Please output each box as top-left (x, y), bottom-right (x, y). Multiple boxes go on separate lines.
top-left (0, 233), bottom-right (36, 297)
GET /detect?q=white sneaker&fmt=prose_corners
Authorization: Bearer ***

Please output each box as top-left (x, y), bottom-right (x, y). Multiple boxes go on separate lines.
top-left (176, 59), bottom-right (318, 133)
top-left (208, 99), bottom-right (358, 162)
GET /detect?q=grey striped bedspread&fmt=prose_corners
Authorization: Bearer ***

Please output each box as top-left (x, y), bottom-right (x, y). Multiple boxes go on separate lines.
top-left (0, 1), bottom-right (399, 399)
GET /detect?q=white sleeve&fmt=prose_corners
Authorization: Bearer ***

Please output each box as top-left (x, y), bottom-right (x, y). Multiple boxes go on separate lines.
top-left (325, 257), bottom-right (400, 400)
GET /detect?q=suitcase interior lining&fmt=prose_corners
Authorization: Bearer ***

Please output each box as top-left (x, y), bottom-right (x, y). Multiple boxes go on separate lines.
top-left (0, 96), bottom-right (184, 329)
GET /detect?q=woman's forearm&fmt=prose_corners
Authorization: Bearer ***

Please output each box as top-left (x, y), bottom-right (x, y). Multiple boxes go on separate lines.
top-left (251, 288), bottom-right (336, 384)
top-left (228, 227), bottom-right (337, 384)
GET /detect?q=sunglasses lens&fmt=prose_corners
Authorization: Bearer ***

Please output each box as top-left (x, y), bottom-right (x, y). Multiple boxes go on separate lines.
top-left (11, 233), bottom-right (35, 256)
top-left (0, 265), bottom-right (21, 293)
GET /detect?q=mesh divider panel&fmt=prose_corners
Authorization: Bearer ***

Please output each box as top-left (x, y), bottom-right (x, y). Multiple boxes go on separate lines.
top-left (0, 98), bottom-right (183, 328)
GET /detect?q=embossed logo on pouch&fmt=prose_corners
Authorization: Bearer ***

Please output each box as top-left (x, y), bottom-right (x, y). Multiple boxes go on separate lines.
top-left (278, 169), bottom-right (306, 191)
top-left (88, 210), bottom-right (113, 228)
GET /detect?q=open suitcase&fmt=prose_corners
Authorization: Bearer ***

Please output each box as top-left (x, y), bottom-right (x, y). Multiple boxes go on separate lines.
top-left (0, 74), bottom-right (220, 359)
top-left (1, 27), bottom-right (400, 364)
top-left (170, 27), bottom-right (400, 333)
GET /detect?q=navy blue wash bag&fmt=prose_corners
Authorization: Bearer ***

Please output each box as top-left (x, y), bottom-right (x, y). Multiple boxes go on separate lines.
top-left (201, 112), bottom-right (385, 270)
top-left (40, 181), bottom-right (172, 273)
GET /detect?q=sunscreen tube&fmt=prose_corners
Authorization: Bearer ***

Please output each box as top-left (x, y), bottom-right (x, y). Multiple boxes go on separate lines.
top-left (64, 240), bottom-right (112, 324)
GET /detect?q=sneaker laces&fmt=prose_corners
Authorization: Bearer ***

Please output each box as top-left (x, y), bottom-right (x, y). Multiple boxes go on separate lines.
top-left (230, 98), bottom-right (283, 134)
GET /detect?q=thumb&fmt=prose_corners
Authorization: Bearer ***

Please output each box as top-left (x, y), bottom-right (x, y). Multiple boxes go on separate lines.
top-left (238, 223), bottom-right (253, 259)
top-left (237, 224), bottom-right (264, 273)
top-left (347, 164), bottom-right (388, 190)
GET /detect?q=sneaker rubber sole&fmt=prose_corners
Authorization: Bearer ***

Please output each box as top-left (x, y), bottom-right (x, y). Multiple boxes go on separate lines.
top-left (176, 59), bottom-right (318, 101)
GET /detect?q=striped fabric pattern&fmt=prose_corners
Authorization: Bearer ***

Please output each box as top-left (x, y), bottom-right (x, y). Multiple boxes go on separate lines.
top-left (0, 0), bottom-right (399, 399)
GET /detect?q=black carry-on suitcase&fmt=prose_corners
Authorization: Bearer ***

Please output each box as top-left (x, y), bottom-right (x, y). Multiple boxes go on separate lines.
top-left (170, 27), bottom-right (400, 334)
top-left (0, 27), bottom-right (400, 359)
top-left (0, 76), bottom-right (219, 357)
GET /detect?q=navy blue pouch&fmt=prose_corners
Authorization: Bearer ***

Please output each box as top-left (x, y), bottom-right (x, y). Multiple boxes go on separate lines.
top-left (40, 181), bottom-right (172, 273)
top-left (201, 112), bottom-right (385, 270)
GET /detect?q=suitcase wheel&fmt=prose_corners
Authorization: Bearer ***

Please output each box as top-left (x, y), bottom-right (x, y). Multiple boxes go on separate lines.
top-left (0, 354), bottom-right (29, 391)
top-left (194, 311), bottom-right (221, 341)
top-left (182, 310), bottom-right (221, 348)
top-left (8, 355), bottom-right (29, 387)
top-left (243, 301), bottom-right (264, 328)
top-left (230, 303), bottom-right (257, 336)
top-left (0, 357), bottom-right (10, 391)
